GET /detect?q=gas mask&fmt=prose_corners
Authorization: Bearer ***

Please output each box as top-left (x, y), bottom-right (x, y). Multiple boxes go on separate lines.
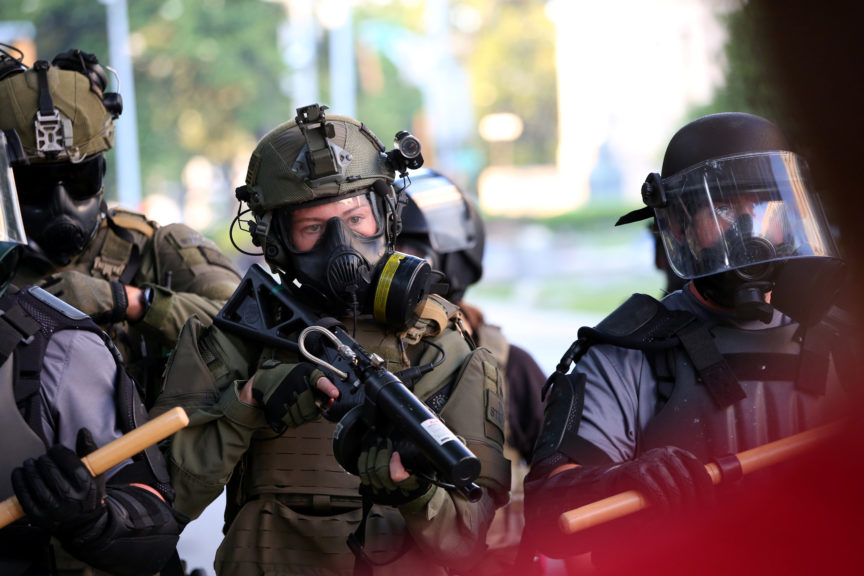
top-left (13, 154), bottom-right (104, 265)
top-left (648, 151), bottom-right (844, 324)
top-left (275, 195), bottom-right (431, 330)
top-left (692, 213), bottom-right (777, 321)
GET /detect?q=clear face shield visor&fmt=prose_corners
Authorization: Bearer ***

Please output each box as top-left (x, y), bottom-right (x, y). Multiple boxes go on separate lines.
top-left (0, 132), bottom-right (27, 248)
top-left (654, 151), bottom-right (840, 280)
top-left (408, 180), bottom-right (476, 255)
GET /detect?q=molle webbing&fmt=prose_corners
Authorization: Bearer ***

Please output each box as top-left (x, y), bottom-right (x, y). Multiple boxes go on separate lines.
top-left (0, 289), bottom-right (49, 459)
top-left (91, 210), bottom-right (147, 284)
top-left (242, 418), bottom-right (362, 502)
top-left (0, 289), bottom-right (41, 365)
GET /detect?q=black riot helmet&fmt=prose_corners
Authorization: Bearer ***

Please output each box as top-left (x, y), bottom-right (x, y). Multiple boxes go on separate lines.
top-left (617, 112), bottom-right (845, 325)
top-left (394, 168), bottom-right (484, 303)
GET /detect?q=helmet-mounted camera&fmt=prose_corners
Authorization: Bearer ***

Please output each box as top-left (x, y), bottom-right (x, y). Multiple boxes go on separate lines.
top-left (387, 130), bottom-right (424, 176)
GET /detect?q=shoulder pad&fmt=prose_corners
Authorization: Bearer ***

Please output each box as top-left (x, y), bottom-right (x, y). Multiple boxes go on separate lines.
top-left (155, 222), bottom-right (213, 249)
top-left (153, 222), bottom-right (238, 275)
top-left (425, 293), bottom-right (460, 319)
top-left (107, 207), bottom-right (158, 238)
top-left (26, 286), bottom-right (90, 320)
top-left (580, 293), bottom-right (695, 351)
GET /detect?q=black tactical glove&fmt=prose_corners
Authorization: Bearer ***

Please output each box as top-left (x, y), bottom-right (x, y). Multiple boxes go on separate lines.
top-left (604, 446), bottom-right (715, 514)
top-left (252, 361), bottom-right (323, 431)
top-left (528, 446), bottom-right (714, 519)
top-left (357, 433), bottom-right (432, 507)
top-left (41, 270), bottom-right (128, 324)
top-left (12, 428), bottom-right (107, 540)
top-left (13, 428), bottom-right (182, 576)
top-left (523, 446), bottom-right (715, 559)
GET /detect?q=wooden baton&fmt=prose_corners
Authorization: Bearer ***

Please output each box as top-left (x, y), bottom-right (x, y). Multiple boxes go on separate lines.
top-left (0, 406), bottom-right (189, 530)
top-left (559, 420), bottom-right (845, 535)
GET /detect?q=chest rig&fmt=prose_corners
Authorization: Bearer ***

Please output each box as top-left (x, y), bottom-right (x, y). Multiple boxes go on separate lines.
top-left (537, 293), bottom-right (843, 466)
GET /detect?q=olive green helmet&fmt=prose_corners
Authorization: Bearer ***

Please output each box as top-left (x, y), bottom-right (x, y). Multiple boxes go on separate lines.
top-left (237, 104), bottom-right (421, 271)
top-left (233, 104), bottom-right (427, 315)
top-left (0, 49), bottom-right (119, 164)
top-left (243, 104), bottom-right (395, 215)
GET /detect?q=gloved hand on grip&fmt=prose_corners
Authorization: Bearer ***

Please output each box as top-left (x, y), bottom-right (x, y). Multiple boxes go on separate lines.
top-left (357, 433), bottom-right (432, 507)
top-left (605, 446), bottom-right (715, 515)
top-left (40, 270), bottom-right (128, 324)
top-left (526, 445), bottom-right (715, 527)
top-left (523, 445), bottom-right (715, 560)
top-left (251, 361), bottom-right (327, 431)
top-left (13, 428), bottom-right (183, 575)
top-left (12, 428), bottom-right (107, 541)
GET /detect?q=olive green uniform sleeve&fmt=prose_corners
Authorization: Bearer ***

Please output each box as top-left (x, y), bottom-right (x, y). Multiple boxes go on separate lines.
top-left (150, 316), bottom-right (265, 520)
top-left (399, 326), bottom-right (511, 571)
top-left (138, 222), bottom-right (241, 345)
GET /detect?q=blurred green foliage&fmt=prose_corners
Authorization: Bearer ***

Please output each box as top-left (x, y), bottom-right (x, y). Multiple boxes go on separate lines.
top-left (3, 0), bottom-right (558, 202)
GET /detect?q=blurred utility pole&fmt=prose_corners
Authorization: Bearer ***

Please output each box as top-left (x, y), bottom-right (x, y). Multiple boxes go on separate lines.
top-left (275, 0), bottom-right (320, 112)
top-left (101, 0), bottom-right (142, 208)
top-left (324, 1), bottom-right (356, 117)
top-left (422, 0), bottom-right (472, 179)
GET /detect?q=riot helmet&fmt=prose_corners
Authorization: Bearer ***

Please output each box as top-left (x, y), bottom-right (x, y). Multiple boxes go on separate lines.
top-left (618, 113), bottom-right (844, 324)
top-left (234, 104), bottom-right (430, 327)
top-left (0, 130), bottom-right (29, 294)
top-left (395, 168), bottom-right (484, 302)
top-left (0, 47), bottom-right (121, 265)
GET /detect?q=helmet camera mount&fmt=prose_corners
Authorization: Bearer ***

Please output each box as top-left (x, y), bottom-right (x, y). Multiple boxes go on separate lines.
top-left (294, 104), bottom-right (352, 188)
top-left (386, 131), bottom-right (424, 178)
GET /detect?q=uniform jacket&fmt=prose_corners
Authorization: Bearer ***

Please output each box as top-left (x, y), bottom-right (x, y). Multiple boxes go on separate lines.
top-left (13, 207), bottom-right (241, 406)
top-left (152, 292), bottom-right (511, 576)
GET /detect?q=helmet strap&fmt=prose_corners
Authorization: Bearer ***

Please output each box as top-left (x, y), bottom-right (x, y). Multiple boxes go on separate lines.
top-left (33, 60), bottom-right (72, 158)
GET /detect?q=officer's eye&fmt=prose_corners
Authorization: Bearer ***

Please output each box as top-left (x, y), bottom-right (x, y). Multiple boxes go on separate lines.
top-left (714, 205), bottom-right (733, 219)
top-left (302, 223), bottom-right (323, 236)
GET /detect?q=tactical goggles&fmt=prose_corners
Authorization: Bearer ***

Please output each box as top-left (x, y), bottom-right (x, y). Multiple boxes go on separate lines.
top-left (12, 154), bottom-right (105, 205)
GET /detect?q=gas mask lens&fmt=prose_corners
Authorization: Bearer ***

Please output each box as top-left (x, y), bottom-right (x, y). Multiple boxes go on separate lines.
top-left (283, 191), bottom-right (383, 253)
top-left (654, 151), bottom-right (840, 280)
top-left (13, 154), bottom-right (105, 205)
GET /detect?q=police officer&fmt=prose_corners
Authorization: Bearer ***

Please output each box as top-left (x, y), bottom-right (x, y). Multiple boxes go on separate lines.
top-left (395, 168), bottom-right (545, 575)
top-left (522, 112), bottom-right (854, 569)
top-left (0, 130), bottom-right (182, 575)
top-left (151, 104), bottom-right (510, 575)
top-left (0, 47), bottom-right (241, 407)
top-left (396, 168), bottom-right (545, 463)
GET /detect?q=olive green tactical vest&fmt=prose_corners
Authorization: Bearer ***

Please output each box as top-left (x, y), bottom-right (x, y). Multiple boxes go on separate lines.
top-left (218, 297), bottom-right (510, 575)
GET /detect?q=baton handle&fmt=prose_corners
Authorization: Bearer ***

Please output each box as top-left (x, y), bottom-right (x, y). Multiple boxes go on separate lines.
top-left (0, 406), bottom-right (189, 530)
top-left (559, 421), bottom-right (844, 535)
